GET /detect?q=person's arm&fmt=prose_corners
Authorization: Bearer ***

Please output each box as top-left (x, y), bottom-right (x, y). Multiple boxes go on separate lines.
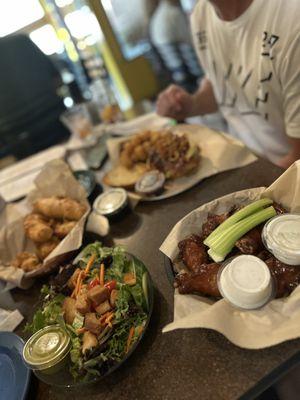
top-left (156, 77), bottom-right (218, 120)
top-left (277, 137), bottom-right (300, 169)
top-left (190, 78), bottom-right (219, 115)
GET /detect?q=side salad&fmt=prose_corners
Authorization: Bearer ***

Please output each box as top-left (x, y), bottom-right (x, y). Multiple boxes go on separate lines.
top-left (25, 242), bottom-right (151, 381)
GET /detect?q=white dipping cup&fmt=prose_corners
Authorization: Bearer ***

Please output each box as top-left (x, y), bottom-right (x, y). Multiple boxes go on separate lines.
top-left (218, 255), bottom-right (274, 310)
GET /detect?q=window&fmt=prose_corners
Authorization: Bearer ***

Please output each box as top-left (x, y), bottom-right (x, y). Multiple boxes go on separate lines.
top-left (30, 24), bottom-right (64, 55)
top-left (0, 0), bottom-right (44, 37)
top-left (55, 0), bottom-right (74, 7)
top-left (101, 0), bottom-right (150, 60)
top-left (64, 6), bottom-right (102, 40)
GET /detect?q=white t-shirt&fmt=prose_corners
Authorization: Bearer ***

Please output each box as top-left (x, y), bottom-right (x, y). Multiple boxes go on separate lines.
top-left (150, 1), bottom-right (191, 46)
top-left (191, 0), bottom-right (300, 163)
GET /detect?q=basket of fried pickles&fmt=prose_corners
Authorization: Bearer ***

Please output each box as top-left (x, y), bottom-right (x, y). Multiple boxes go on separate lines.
top-left (0, 160), bottom-right (89, 287)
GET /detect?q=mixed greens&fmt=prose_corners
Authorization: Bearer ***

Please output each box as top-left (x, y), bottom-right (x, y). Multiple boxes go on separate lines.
top-left (25, 242), bottom-right (150, 381)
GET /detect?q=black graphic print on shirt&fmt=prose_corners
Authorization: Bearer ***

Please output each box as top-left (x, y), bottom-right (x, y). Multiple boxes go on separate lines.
top-left (195, 30), bottom-right (280, 121)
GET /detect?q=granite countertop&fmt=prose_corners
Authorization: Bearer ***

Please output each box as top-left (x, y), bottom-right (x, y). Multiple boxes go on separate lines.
top-left (13, 158), bottom-right (300, 400)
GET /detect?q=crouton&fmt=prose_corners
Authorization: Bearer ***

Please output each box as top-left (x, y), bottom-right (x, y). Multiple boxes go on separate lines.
top-left (95, 300), bottom-right (111, 316)
top-left (123, 272), bottom-right (136, 286)
top-left (84, 313), bottom-right (103, 335)
top-left (62, 297), bottom-right (76, 325)
top-left (82, 331), bottom-right (98, 354)
top-left (87, 285), bottom-right (109, 305)
top-left (67, 268), bottom-right (81, 290)
top-left (75, 293), bottom-right (91, 315)
top-left (110, 289), bottom-right (118, 308)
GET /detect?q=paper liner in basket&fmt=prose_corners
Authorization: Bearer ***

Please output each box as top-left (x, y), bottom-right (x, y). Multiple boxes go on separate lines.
top-left (160, 161), bottom-right (300, 349)
top-left (0, 159), bottom-right (90, 288)
top-left (105, 124), bottom-right (257, 202)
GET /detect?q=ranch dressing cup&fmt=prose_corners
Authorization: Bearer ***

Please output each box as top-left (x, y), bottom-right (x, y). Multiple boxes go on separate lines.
top-left (217, 255), bottom-right (274, 310)
top-left (23, 325), bottom-right (70, 375)
top-left (135, 171), bottom-right (165, 195)
top-left (262, 214), bottom-right (300, 265)
top-left (93, 188), bottom-right (128, 218)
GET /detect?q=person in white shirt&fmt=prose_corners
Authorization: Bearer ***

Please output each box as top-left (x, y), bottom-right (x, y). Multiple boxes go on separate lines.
top-left (150, 0), bottom-right (202, 90)
top-left (156, 0), bottom-right (300, 168)
top-left (150, 0), bottom-right (191, 47)
top-left (181, 0), bottom-right (198, 14)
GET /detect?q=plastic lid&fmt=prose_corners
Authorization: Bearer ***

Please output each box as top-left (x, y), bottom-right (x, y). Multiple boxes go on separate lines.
top-left (262, 214), bottom-right (300, 265)
top-left (218, 255), bottom-right (274, 310)
top-left (23, 325), bottom-right (70, 371)
top-left (93, 188), bottom-right (128, 216)
top-left (135, 170), bottom-right (165, 195)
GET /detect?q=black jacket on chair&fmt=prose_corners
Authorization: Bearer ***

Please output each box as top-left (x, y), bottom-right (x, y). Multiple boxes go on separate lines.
top-left (0, 34), bottom-right (69, 159)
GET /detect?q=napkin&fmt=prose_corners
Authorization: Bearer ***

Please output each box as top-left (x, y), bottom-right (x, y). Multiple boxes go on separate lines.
top-left (0, 308), bottom-right (23, 332)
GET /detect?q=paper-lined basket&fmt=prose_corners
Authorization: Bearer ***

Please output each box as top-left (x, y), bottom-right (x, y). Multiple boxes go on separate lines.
top-left (105, 124), bottom-right (257, 201)
top-left (160, 161), bottom-right (300, 349)
top-left (0, 160), bottom-right (90, 288)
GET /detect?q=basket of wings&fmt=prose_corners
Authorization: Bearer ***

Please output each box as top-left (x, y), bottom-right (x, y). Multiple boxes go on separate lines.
top-left (160, 161), bottom-right (300, 349)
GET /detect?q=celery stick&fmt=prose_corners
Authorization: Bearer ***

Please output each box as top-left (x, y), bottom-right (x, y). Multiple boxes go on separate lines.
top-left (208, 248), bottom-right (226, 263)
top-left (208, 206), bottom-right (276, 263)
top-left (204, 198), bottom-right (273, 247)
top-left (211, 206), bottom-right (275, 253)
top-left (212, 206), bottom-right (276, 253)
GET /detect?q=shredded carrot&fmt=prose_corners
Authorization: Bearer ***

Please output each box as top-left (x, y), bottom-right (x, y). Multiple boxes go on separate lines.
top-left (105, 313), bottom-right (114, 325)
top-left (99, 313), bottom-right (109, 324)
top-left (99, 314), bottom-right (108, 323)
top-left (72, 271), bottom-right (82, 298)
top-left (100, 263), bottom-right (105, 286)
top-left (77, 327), bottom-right (86, 335)
top-left (84, 253), bottom-right (96, 275)
top-left (100, 311), bottom-right (113, 324)
top-left (136, 325), bottom-right (144, 337)
top-left (126, 326), bottom-right (135, 354)
top-left (75, 271), bottom-right (84, 297)
top-left (75, 274), bottom-right (82, 297)
top-left (77, 281), bottom-right (83, 297)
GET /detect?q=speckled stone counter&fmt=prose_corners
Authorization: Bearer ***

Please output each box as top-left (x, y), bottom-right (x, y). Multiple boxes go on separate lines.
top-left (14, 158), bottom-right (300, 400)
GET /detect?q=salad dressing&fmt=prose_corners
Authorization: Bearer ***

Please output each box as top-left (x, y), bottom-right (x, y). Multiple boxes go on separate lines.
top-left (23, 325), bottom-right (70, 374)
top-left (263, 214), bottom-right (300, 265)
top-left (93, 189), bottom-right (128, 218)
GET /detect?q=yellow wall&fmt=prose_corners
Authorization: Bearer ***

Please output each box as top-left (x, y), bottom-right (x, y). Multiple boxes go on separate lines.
top-left (88, 0), bottom-right (159, 109)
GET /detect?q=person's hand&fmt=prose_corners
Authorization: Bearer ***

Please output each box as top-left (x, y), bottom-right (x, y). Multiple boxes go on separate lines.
top-left (277, 137), bottom-right (300, 169)
top-left (156, 85), bottom-right (194, 121)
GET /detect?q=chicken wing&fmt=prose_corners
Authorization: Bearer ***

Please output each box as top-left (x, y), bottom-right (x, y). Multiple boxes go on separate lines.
top-left (174, 263), bottom-right (221, 297)
top-left (178, 234), bottom-right (208, 272)
top-left (265, 257), bottom-right (300, 298)
top-left (235, 226), bottom-right (264, 255)
top-left (273, 202), bottom-right (287, 215)
top-left (202, 213), bottom-right (229, 239)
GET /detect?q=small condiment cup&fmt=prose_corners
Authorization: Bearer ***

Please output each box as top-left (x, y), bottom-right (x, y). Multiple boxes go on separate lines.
top-left (262, 214), bottom-right (300, 265)
top-left (93, 188), bottom-right (129, 219)
top-left (23, 325), bottom-right (71, 375)
top-left (135, 170), bottom-right (165, 195)
top-left (217, 255), bottom-right (274, 310)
